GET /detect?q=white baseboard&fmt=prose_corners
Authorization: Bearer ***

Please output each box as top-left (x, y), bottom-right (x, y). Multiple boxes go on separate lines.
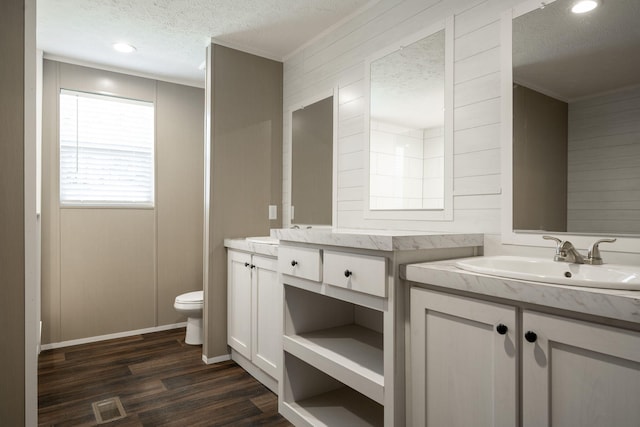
top-left (202, 353), bottom-right (231, 364)
top-left (40, 322), bottom-right (187, 350)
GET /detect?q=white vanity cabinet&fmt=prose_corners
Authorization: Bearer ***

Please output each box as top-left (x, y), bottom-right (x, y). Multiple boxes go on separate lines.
top-left (522, 310), bottom-right (640, 427)
top-left (227, 248), bottom-right (281, 391)
top-left (410, 287), bottom-right (517, 427)
top-left (279, 246), bottom-right (387, 427)
top-left (273, 230), bottom-right (483, 427)
top-left (409, 280), bottom-right (640, 427)
top-left (227, 250), bottom-right (253, 359)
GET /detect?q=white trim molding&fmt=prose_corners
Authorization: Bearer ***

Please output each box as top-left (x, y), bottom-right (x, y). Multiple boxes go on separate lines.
top-left (202, 353), bottom-right (232, 365)
top-left (40, 322), bottom-right (187, 351)
top-left (363, 16), bottom-right (454, 222)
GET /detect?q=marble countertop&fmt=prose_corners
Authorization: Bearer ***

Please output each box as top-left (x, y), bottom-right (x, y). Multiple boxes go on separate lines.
top-left (403, 258), bottom-right (640, 325)
top-left (272, 228), bottom-right (484, 251)
top-left (224, 238), bottom-right (278, 257)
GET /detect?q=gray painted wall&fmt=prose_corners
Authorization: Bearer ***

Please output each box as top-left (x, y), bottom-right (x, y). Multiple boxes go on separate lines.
top-left (0, 0), bottom-right (26, 423)
top-left (204, 44), bottom-right (283, 358)
top-left (41, 60), bottom-right (205, 344)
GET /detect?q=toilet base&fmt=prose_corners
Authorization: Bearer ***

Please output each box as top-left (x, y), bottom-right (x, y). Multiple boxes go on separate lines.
top-left (185, 316), bottom-right (203, 345)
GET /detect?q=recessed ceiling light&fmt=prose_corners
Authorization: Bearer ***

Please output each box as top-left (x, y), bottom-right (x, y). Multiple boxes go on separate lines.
top-left (113, 42), bottom-right (136, 53)
top-left (571, 0), bottom-right (599, 14)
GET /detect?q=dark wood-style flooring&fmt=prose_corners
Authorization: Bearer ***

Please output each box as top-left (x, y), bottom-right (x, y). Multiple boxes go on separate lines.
top-left (38, 328), bottom-right (292, 426)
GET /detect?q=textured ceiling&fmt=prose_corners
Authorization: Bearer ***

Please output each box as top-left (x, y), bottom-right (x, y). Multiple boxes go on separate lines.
top-left (37, 0), bottom-right (373, 86)
top-left (513, 0), bottom-right (640, 102)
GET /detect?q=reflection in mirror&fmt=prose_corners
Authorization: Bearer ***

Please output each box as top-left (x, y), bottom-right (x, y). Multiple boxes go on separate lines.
top-left (291, 96), bottom-right (333, 226)
top-left (512, 0), bottom-right (640, 235)
top-left (369, 29), bottom-right (445, 210)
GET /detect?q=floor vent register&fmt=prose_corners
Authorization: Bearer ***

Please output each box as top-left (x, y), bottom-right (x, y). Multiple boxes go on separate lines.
top-left (91, 397), bottom-right (126, 424)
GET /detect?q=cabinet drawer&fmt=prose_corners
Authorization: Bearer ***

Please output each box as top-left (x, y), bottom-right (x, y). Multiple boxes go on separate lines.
top-left (278, 246), bottom-right (322, 282)
top-left (323, 251), bottom-right (387, 297)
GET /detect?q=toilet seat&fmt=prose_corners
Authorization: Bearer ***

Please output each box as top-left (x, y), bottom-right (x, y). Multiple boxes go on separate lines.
top-left (174, 290), bottom-right (203, 310)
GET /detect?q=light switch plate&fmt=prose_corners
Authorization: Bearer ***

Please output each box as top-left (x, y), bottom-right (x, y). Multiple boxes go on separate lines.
top-left (268, 205), bottom-right (277, 220)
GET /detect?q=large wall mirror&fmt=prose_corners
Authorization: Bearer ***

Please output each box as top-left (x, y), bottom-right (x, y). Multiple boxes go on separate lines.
top-left (503, 0), bottom-right (640, 252)
top-left (364, 18), bottom-right (453, 221)
top-left (289, 93), bottom-right (336, 226)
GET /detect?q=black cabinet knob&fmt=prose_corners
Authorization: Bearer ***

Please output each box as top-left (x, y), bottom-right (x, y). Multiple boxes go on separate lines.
top-left (250, 264), bottom-right (255, 269)
top-left (525, 331), bottom-right (538, 343)
top-left (496, 324), bottom-right (508, 335)
top-left (244, 262), bottom-right (250, 267)
top-left (344, 270), bottom-right (352, 278)
top-left (291, 260), bottom-right (298, 266)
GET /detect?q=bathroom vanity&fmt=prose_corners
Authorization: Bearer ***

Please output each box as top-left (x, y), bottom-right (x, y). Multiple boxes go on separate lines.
top-left (404, 259), bottom-right (640, 427)
top-left (224, 237), bottom-right (280, 393)
top-left (272, 229), bottom-right (483, 427)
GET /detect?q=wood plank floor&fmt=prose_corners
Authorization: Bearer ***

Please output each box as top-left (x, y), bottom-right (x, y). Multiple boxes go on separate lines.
top-left (38, 328), bottom-right (292, 426)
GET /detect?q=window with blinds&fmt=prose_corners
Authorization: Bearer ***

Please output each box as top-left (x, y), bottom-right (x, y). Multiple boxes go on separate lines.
top-left (59, 90), bottom-right (155, 206)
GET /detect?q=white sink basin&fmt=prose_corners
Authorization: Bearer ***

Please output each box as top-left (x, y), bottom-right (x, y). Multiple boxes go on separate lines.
top-left (456, 256), bottom-right (640, 290)
top-left (246, 236), bottom-right (279, 245)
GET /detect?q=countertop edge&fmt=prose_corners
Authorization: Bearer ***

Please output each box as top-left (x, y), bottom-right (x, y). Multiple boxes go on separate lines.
top-left (224, 238), bottom-right (278, 257)
top-left (273, 230), bottom-right (484, 251)
top-left (404, 259), bottom-right (640, 326)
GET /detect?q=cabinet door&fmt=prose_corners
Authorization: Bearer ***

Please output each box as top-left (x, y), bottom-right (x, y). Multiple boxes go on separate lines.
top-left (227, 250), bottom-right (253, 359)
top-left (410, 287), bottom-right (517, 427)
top-left (252, 255), bottom-right (280, 379)
top-left (522, 310), bottom-right (640, 427)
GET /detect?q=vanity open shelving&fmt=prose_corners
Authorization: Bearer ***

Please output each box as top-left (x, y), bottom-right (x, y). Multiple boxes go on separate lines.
top-left (283, 286), bottom-right (384, 405)
top-left (283, 353), bottom-right (384, 427)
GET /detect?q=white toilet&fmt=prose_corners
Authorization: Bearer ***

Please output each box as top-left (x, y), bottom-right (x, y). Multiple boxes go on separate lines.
top-left (174, 290), bottom-right (204, 345)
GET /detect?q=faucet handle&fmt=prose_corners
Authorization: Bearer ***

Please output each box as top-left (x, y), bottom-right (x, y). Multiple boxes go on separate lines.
top-left (587, 238), bottom-right (617, 264)
top-left (543, 235), bottom-right (565, 261)
top-left (543, 235), bottom-right (562, 249)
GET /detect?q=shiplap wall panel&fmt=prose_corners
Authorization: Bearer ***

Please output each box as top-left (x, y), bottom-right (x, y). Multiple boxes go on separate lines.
top-left (454, 98), bottom-right (501, 131)
top-left (338, 187), bottom-right (363, 202)
top-left (455, 21), bottom-right (501, 61)
top-left (339, 133), bottom-right (364, 155)
top-left (455, 174), bottom-right (501, 196)
top-left (455, 72), bottom-right (501, 108)
top-left (455, 48), bottom-right (500, 84)
top-left (455, 123), bottom-right (501, 155)
top-left (567, 87), bottom-right (640, 234)
top-left (284, 0), bottom-right (518, 232)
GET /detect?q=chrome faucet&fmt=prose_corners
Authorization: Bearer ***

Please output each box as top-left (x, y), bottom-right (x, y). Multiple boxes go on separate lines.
top-left (543, 236), bottom-right (616, 265)
top-left (544, 236), bottom-right (584, 263)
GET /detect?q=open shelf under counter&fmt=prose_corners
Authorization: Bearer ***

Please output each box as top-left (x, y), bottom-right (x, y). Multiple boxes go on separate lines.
top-left (281, 387), bottom-right (384, 427)
top-left (283, 323), bottom-right (384, 404)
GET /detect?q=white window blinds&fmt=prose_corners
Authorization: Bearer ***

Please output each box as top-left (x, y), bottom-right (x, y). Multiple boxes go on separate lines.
top-left (59, 90), bottom-right (155, 206)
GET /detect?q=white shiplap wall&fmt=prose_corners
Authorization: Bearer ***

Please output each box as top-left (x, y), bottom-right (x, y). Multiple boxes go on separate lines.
top-left (567, 86), bottom-right (640, 234)
top-left (282, 0), bottom-right (518, 232)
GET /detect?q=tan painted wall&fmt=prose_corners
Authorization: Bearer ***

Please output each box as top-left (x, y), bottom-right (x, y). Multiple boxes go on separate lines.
top-left (42, 60), bottom-right (204, 343)
top-left (204, 44), bottom-right (283, 358)
top-left (156, 81), bottom-right (205, 325)
top-left (513, 84), bottom-right (568, 232)
top-left (0, 0), bottom-right (26, 423)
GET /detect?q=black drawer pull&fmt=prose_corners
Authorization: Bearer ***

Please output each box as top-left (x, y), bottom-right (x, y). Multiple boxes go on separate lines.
top-left (525, 331), bottom-right (537, 343)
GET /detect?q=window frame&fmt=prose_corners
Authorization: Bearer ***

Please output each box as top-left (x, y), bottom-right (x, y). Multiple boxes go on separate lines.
top-left (58, 89), bottom-right (156, 208)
